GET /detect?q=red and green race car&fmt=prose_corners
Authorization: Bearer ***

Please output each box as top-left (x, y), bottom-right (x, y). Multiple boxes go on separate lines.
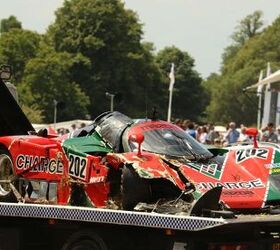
top-left (0, 67), bottom-right (215, 216)
top-left (0, 65), bottom-right (279, 215)
top-left (93, 112), bottom-right (280, 213)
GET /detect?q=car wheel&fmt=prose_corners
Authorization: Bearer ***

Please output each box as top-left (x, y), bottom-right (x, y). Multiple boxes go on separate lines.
top-left (69, 184), bottom-right (89, 207)
top-left (121, 166), bottom-right (152, 210)
top-left (0, 149), bottom-right (17, 202)
top-left (62, 231), bottom-right (108, 250)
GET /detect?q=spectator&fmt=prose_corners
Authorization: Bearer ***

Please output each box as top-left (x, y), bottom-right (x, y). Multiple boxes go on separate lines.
top-left (238, 126), bottom-right (250, 143)
top-left (196, 126), bottom-right (202, 141)
top-left (71, 124), bottom-right (77, 131)
top-left (80, 122), bottom-right (86, 128)
top-left (224, 122), bottom-right (240, 145)
top-left (186, 122), bottom-right (196, 138)
top-left (174, 119), bottom-right (183, 129)
top-left (181, 119), bottom-right (190, 130)
top-left (261, 122), bottom-right (278, 143)
top-left (198, 126), bottom-right (208, 144)
top-left (214, 137), bottom-right (222, 147)
top-left (206, 123), bottom-right (219, 144)
top-left (277, 126), bottom-right (280, 142)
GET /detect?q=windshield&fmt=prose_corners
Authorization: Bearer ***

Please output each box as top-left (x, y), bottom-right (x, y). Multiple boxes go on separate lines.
top-left (128, 123), bottom-right (213, 160)
top-left (94, 111), bottom-right (133, 152)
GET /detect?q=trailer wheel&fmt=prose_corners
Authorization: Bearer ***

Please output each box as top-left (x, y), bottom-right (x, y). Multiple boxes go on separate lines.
top-left (122, 166), bottom-right (152, 210)
top-left (0, 149), bottom-right (17, 202)
top-left (62, 231), bottom-right (107, 250)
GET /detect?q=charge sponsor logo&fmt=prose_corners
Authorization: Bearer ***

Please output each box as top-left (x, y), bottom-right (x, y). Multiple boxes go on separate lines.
top-left (16, 154), bottom-right (63, 174)
top-left (236, 148), bottom-right (268, 163)
top-left (197, 178), bottom-right (265, 190)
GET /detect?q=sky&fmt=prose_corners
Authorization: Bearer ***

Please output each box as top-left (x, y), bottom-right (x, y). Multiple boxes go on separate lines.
top-left (1, 0), bottom-right (280, 78)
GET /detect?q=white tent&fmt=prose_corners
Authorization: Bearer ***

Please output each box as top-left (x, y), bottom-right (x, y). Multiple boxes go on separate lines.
top-left (248, 69), bottom-right (280, 89)
top-left (32, 119), bottom-right (92, 131)
top-left (244, 68), bottom-right (280, 128)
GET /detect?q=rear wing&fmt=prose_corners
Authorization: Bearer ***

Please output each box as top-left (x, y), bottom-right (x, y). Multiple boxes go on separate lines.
top-left (0, 65), bottom-right (34, 136)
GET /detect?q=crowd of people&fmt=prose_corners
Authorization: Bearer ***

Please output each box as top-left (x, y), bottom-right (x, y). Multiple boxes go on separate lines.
top-left (54, 118), bottom-right (280, 146)
top-left (56, 122), bottom-right (87, 136)
top-left (174, 119), bottom-right (280, 146)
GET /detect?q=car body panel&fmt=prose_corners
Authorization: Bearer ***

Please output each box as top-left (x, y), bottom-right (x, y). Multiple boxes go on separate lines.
top-left (113, 115), bottom-right (280, 210)
top-left (106, 152), bottom-right (186, 191)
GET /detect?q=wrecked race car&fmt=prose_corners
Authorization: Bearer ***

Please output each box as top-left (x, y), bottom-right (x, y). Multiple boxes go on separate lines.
top-left (93, 111), bottom-right (280, 214)
top-left (0, 66), bottom-right (225, 217)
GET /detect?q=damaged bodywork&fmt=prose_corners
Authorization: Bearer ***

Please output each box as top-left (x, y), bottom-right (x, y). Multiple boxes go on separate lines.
top-left (94, 111), bottom-right (280, 214)
top-left (0, 71), bottom-right (222, 216)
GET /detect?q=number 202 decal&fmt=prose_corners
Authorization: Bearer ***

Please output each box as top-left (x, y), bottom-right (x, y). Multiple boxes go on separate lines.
top-left (236, 148), bottom-right (269, 163)
top-left (68, 154), bottom-right (87, 180)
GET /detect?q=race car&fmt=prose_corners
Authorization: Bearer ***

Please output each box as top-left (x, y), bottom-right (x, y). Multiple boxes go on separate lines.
top-left (0, 66), bottom-right (225, 217)
top-left (1, 64), bottom-right (277, 215)
top-left (93, 111), bottom-right (280, 213)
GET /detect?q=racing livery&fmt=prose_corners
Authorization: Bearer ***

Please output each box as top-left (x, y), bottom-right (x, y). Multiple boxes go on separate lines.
top-left (0, 69), bottom-right (201, 213)
top-left (0, 65), bottom-right (280, 214)
top-left (94, 111), bottom-right (280, 212)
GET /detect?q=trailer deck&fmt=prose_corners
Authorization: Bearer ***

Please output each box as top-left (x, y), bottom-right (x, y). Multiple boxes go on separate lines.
top-left (2, 203), bottom-right (280, 249)
top-left (0, 202), bottom-right (224, 231)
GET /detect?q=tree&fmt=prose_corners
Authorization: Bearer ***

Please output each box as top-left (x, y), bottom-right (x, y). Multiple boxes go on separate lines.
top-left (204, 12), bottom-right (280, 125)
top-left (155, 46), bottom-right (206, 121)
top-left (21, 104), bottom-right (45, 124)
top-left (19, 47), bottom-right (90, 122)
top-left (0, 16), bottom-right (22, 34)
top-left (113, 42), bottom-right (165, 118)
top-left (231, 10), bottom-right (264, 46)
top-left (222, 11), bottom-right (264, 68)
top-left (0, 29), bottom-right (41, 82)
top-left (46, 0), bottom-right (156, 117)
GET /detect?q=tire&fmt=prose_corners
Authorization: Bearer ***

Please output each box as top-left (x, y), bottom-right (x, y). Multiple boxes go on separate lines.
top-left (0, 149), bottom-right (17, 202)
top-left (62, 231), bottom-right (108, 250)
top-left (121, 166), bottom-right (152, 210)
top-left (69, 184), bottom-right (88, 207)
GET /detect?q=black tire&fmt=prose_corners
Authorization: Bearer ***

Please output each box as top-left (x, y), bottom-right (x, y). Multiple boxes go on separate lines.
top-left (121, 166), bottom-right (152, 210)
top-left (0, 148), bottom-right (17, 202)
top-left (69, 184), bottom-right (89, 207)
top-left (62, 231), bottom-right (108, 250)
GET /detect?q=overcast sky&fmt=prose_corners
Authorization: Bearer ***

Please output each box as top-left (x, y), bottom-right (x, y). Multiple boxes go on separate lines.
top-left (1, 0), bottom-right (280, 78)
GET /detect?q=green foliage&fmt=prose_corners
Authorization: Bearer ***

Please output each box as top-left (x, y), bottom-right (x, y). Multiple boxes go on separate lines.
top-left (21, 104), bottom-right (45, 124)
top-left (0, 1), bottom-right (204, 123)
top-left (222, 11), bottom-right (264, 69)
top-left (46, 0), bottom-right (164, 118)
top-left (0, 29), bottom-right (41, 82)
top-left (155, 46), bottom-right (206, 121)
top-left (49, 0), bottom-right (142, 54)
top-left (204, 11), bottom-right (280, 126)
top-left (0, 16), bottom-right (22, 33)
top-left (231, 10), bottom-right (263, 46)
top-left (19, 48), bottom-right (90, 122)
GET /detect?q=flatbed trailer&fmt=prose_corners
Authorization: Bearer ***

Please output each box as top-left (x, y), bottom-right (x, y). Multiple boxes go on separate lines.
top-left (1, 67), bottom-right (280, 249)
top-left (1, 202), bottom-right (280, 250)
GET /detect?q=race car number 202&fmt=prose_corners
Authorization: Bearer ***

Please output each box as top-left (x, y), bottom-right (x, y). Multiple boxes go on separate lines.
top-left (68, 153), bottom-right (87, 180)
